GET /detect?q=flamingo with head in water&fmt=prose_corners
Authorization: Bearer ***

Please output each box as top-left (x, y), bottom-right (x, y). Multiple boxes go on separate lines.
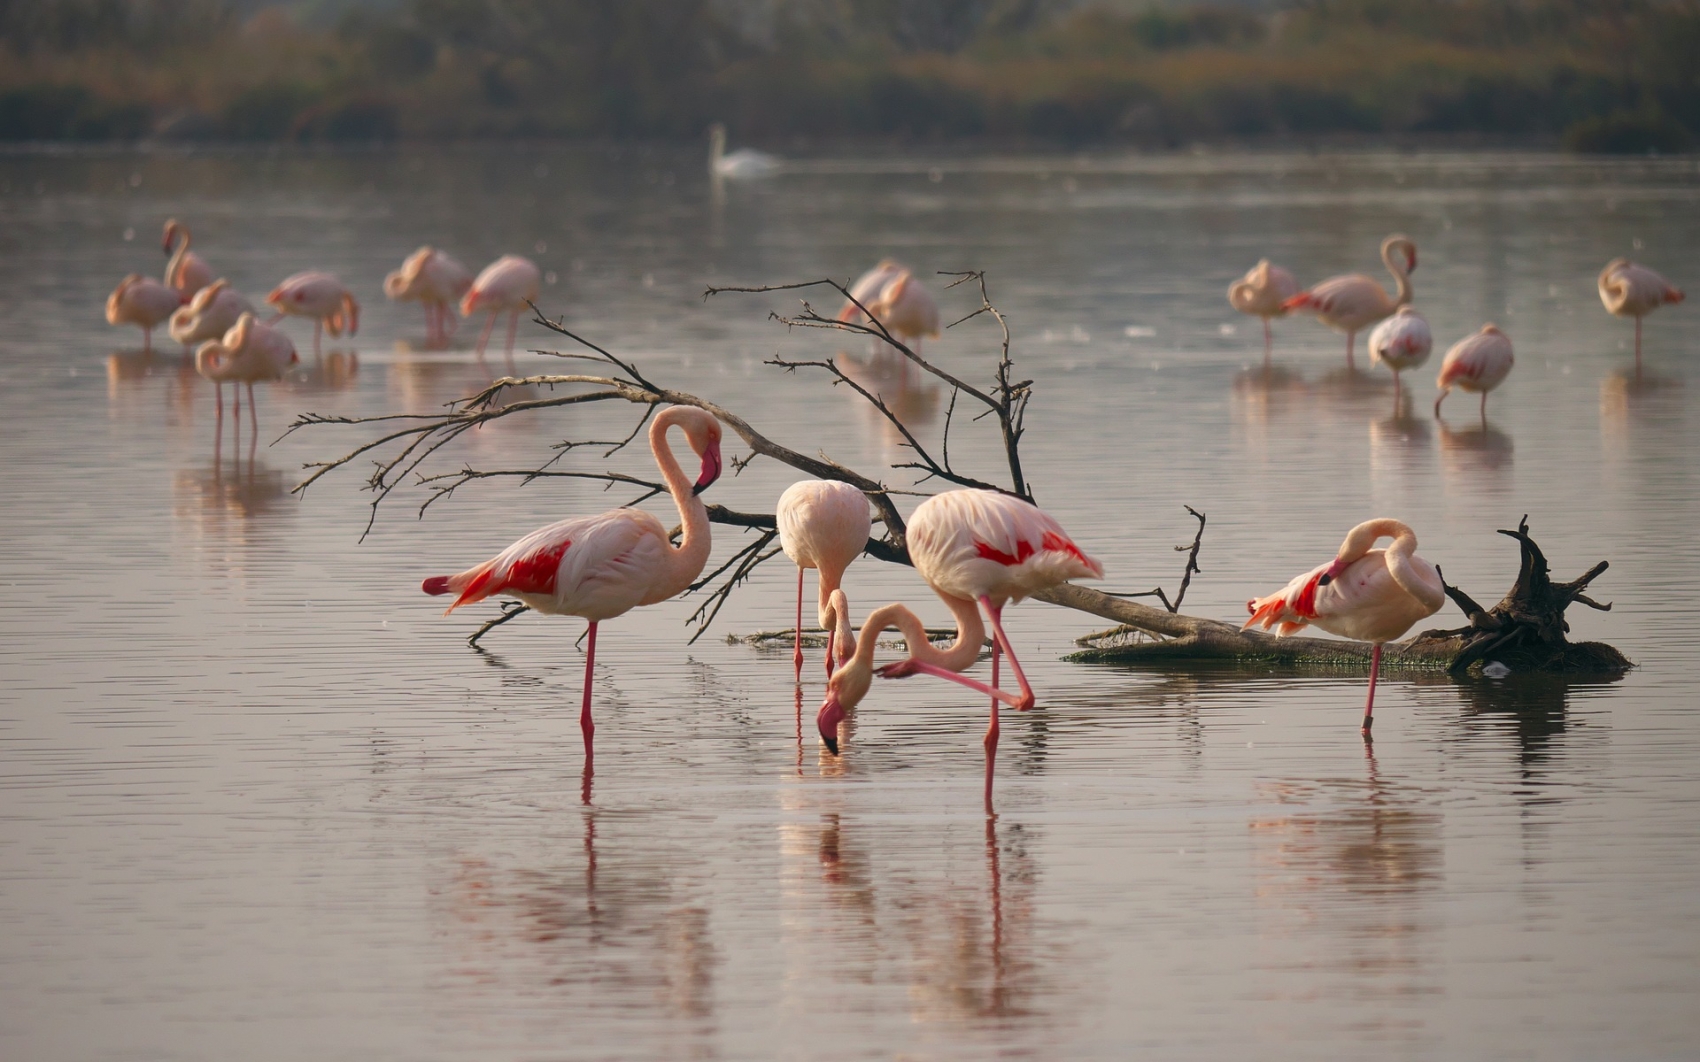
top-left (1228, 259), bottom-right (1301, 361)
top-left (421, 406), bottom-right (724, 762)
top-left (1368, 305), bottom-right (1432, 401)
top-left (1245, 518), bottom-right (1444, 739)
top-left (1598, 258), bottom-right (1683, 372)
top-left (462, 255), bottom-right (541, 364)
top-left (1283, 234), bottom-right (1417, 369)
top-left (1434, 324), bottom-right (1513, 421)
top-left (777, 479), bottom-right (871, 681)
top-left (839, 262), bottom-right (940, 353)
top-left (106, 274), bottom-right (184, 352)
top-left (266, 272), bottom-right (359, 356)
top-left (385, 246), bottom-right (473, 348)
top-left (162, 219), bottom-right (215, 298)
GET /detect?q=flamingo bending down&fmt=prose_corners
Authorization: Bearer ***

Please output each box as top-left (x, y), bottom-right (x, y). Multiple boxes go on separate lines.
top-left (194, 312), bottom-right (298, 430)
top-left (1434, 324), bottom-right (1514, 420)
top-left (1283, 234), bottom-right (1417, 369)
top-left (1598, 258), bottom-right (1684, 371)
top-left (1367, 306), bottom-right (1432, 400)
top-left (106, 274), bottom-right (184, 352)
top-left (162, 219), bottom-right (214, 298)
top-left (266, 272), bottom-right (359, 356)
top-left (839, 262), bottom-right (940, 353)
top-left (462, 255), bottom-right (541, 363)
top-left (385, 246), bottom-right (473, 348)
top-left (421, 406), bottom-right (725, 760)
top-left (1228, 259), bottom-right (1301, 361)
top-left (776, 479), bottom-right (872, 681)
top-left (169, 279), bottom-right (255, 347)
top-left (1244, 518), bottom-right (1444, 738)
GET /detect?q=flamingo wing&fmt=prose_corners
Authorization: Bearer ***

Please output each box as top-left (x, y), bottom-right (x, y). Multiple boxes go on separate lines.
top-left (1244, 563), bottom-right (1328, 637)
top-left (909, 489), bottom-right (1102, 603)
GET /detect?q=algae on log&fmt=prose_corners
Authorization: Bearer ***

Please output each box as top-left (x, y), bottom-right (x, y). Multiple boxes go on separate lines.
top-left (1055, 518), bottom-right (1630, 675)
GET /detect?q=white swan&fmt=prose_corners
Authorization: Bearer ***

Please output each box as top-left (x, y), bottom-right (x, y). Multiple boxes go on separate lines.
top-left (709, 123), bottom-right (781, 180)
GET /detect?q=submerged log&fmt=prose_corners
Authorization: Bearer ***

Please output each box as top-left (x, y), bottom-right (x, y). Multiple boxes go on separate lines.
top-left (1058, 517), bottom-right (1630, 675)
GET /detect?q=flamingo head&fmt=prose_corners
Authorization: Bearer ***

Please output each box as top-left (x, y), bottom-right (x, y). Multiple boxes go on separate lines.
top-left (161, 219), bottom-right (180, 256)
top-left (1316, 556), bottom-right (1351, 587)
top-left (816, 658), bottom-right (873, 756)
top-left (685, 413), bottom-right (724, 495)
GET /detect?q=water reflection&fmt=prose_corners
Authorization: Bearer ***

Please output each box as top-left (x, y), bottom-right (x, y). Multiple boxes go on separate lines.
top-left (1368, 398), bottom-right (1434, 475)
top-left (833, 347), bottom-right (940, 443)
top-left (172, 454), bottom-right (291, 527)
top-left (284, 349), bottom-right (360, 393)
top-left (106, 348), bottom-right (201, 421)
top-left (1600, 369), bottom-right (1684, 453)
top-left (1437, 418), bottom-right (1513, 475)
top-left (1230, 363), bottom-right (1308, 440)
top-left (1444, 671), bottom-right (1623, 770)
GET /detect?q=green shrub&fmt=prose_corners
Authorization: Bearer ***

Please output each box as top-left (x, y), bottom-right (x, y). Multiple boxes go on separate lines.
top-left (1563, 108), bottom-right (1695, 154)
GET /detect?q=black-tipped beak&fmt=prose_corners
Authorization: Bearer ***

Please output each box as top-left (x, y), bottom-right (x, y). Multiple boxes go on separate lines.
top-left (692, 442), bottom-right (723, 496)
top-left (1318, 573), bottom-right (1333, 586)
top-left (822, 734), bottom-right (839, 756)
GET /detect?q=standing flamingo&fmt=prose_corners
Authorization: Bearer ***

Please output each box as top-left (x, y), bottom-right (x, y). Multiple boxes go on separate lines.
top-left (194, 312), bottom-right (298, 439)
top-left (1228, 259), bottom-right (1301, 361)
top-left (1245, 519), bottom-right (1444, 738)
top-left (818, 488), bottom-right (1101, 805)
top-left (421, 406), bottom-right (724, 761)
top-left (169, 279), bottom-right (255, 348)
top-left (106, 274), bottom-right (183, 352)
top-left (1434, 324), bottom-right (1514, 421)
top-left (266, 272), bottom-right (359, 356)
top-left (162, 219), bottom-right (215, 298)
top-left (840, 262), bottom-right (940, 352)
top-left (1367, 306), bottom-right (1432, 401)
top-left (1598, 258), bottom-right (1684, 372)
top-left (385, 246), bottom-right (474, 348)
top-left (1283, 234), bottom-right (1417, 369)
top-left (776, 479), bottom-right (872, 681)
top-left (462, 255), bottom-right (541, 364)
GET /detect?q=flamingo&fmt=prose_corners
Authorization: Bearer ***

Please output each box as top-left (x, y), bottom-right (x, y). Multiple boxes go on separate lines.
top-left (839, 263), bottom-right (940, 353)
top-left (818, 488), bottom-right (1102, 804)
top-left (106, 274), bottom-right (183, 352)
top-left (194, 311), bottom-right (299, 433)
top-left (385, 246), bottom-right (473, 348)
top-left (421, 406), bottom-right (725, 760)
top-left (169, 279), bottom-right (255, 348)
top-left (1367, 306), bottom-right (1432, 401)
top-left (1598, 258), bottom-right (1684, 372)
top-left (162, 219), bottom-right (214, 298)
top-left (1434, 324), bottom-right (1514, 421)
top-left (708, 123), bottom-right (781, 180)
top-left (1283, 234), bottom-right (1417, 369)
top-left (776, 479), bottom-right (872, 681)
top-left (1227, 259), bottom-right (1301, 361)
top-left (461, 255), bottom-right (541, 364)
top-left (1244, 518), bottom-right (1444, 738)
top-left (266, 272), bottom-right (359, 356)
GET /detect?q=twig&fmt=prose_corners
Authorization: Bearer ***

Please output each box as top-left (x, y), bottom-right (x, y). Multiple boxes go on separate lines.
top-left (1102, 506), bottom-right (1206, 613)
top-left (468, 600), bottom-right (532, 648)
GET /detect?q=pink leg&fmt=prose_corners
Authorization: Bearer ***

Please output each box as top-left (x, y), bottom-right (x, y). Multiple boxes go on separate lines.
top-left (212, 382), bottom-right (224, 462)
top-left (979, 596), bottom-right (1036, 711)
top-left (474, 312), bottom-right (497, 360)
top-left (504, 308), bottom-right (520, 369)
top-left (581, 620), bottom-right (598, 762)
top-left (886, 660), bottom-right (1023, 705)
top-left (1392, 370), bottom-right (1402, 404)
top-left (424, 303), bottom-right (436, 346)
top-left (793, 567), bottom-right (805, 681)
top-left (984, 695), bottom-right (999, 812)
top-left (1345, 331), bottom-right (1356, 371)
top-left (1480, 391), bottom-right (1487, 425)
top-left (313, 319), bottom-right (322, 358)
top-left (1262, 317), bottom-right (1272, 364)
top-left (1362, 643), bottom-right (1381, 740)
top-left (1634, 317), bottom-right (1643, 376)
top-left (142, 326), bottom-right (152, 354)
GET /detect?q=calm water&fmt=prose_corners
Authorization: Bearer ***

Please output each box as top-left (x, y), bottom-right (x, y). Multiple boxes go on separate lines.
top-left (2, 145), bottom-right (1698, 1061)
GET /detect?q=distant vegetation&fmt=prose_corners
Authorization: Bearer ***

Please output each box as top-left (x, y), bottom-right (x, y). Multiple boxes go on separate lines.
top-left (2, 0), bottom-right (1697, 152)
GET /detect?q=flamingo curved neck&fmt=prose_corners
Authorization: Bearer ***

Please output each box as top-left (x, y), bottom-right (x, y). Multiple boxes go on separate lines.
top-left (649, 408), bottom-right (711, 596)
top-left (855, 595), bottom-right (984, 675)
top-left (1337, 518), bottom-right (1444, 611)
top-left (1382, 242), bottom-right (1413, 307)
top-left (825, 588), bottom-right (856, 664)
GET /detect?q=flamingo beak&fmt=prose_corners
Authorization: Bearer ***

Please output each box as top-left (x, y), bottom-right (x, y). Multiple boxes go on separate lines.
top-left (816, 694), bottom-right (845, 755)
top-left (692, 440), bottom-right (723, 495)
top-left (1317, 558), bottom-right (1349, 586)
top-left (1407, 249), bottom-right (1418, 272)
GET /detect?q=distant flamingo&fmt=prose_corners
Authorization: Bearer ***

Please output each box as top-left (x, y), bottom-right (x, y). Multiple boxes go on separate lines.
top-left (385, 246), bottom-right (473, 348)
top-left (194, 311), bottom-right (298, 433)
top-left (1228, 259), bottom-right (1301, 361)
top-left (266, 272), bottom-right (359, 356)
top-left (1598, 258), bottom-right (1684, 371)
top-left (1245, 518), bottom-right (1444, 738)
top-left (169, 279), bottom-right (255, 348)
top-left (1367, 305), bottom-right (1432, 400)
top-left (1283, 234), bottom-right (1417, 369)
top-left (819, 488), bottom-right (1102, 804)
top-left (106, 274), bottom-right (183, 352)
top-left (776, 479), bottom-right (872, 681)
top-left (162, 219), bottom-right (214, 298)
top-left (462, 255), bottom-right (541, 363)
top-left (1434, 324), bottom-right (1514, 421)
top-left (840, 262), bottom-right (940, 352)
top-left (422, 406), bottom-right (724, 761)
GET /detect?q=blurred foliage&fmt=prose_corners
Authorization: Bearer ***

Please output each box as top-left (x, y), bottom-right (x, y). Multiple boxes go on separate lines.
top-left (0, 0), bottom-right (1697, 151)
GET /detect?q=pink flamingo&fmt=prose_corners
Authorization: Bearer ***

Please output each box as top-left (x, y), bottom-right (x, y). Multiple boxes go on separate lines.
top-left (818, 488), bottom-right (1102, 804)
top-left (1367, 305), bottom-right (1432, 401)
top-left (421, 406), bottom-right (724, 761)
top-left (839, 261), bottom-right (940, 352)
top-left (162, 219), bottom-right (215, 298)
top-left (194, 311), bottom-right (298, 440)
top-left (776, 479), bottom-right (871, 680)
top-left (106, 274), bottom-right (183, 352)
top-left (1598, 258), bottom-right (1684, 372)
top-left (385, 246), bottom-right (473, 348)
top-left (169, 279), bottom-right (255, 348)
top-left (1228, 258), bottom-right (1301, 361)
top-left (266, 272), bottom-right (359, 356)
top-left (1245, 518), bottom-right (1444, 739)
top-left (1434, 324), bottom-right (1514, 421)
top-left (462, 255), bottom-right (541, 364)
top-left (1283, 234), bottom-right (1417, 369)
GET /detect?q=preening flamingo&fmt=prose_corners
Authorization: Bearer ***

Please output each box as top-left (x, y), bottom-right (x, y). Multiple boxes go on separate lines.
top-left (1367, 305), bottom-right (1432, 400)
top-left (840, 262), bottom-right (940, 352)
top-left (461, 255), bottom-right (541, 363)
top-left (1283, 234), bottom-right (1417, 369)
top-left (1244, 518), bottom-right (1444, 738)
top-left (1598, 257), bottom-right (1684, 371)
top-left (421, 406), bottom-right (725, 761)
top-left (708, 123), bottom-right (781, 180)
top-left (169, 279), bottom-right (255, 347)
top-left (162, 219), bottom-right (214, 298)
top-left (1434, 324), bottom-right (1514, 421)
top-left (106, 274), bottom-right (183, 352)
top-left (776, 479), bottom-right (872, 681)
top-left (1228, 259), bottom-right (1301, 361)
top-left (194, 311), bottom-right (298, 431)
top-left (266, 271), bottom-right (359, 356)
top-left (385, 246), bottom-right (473, 348)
